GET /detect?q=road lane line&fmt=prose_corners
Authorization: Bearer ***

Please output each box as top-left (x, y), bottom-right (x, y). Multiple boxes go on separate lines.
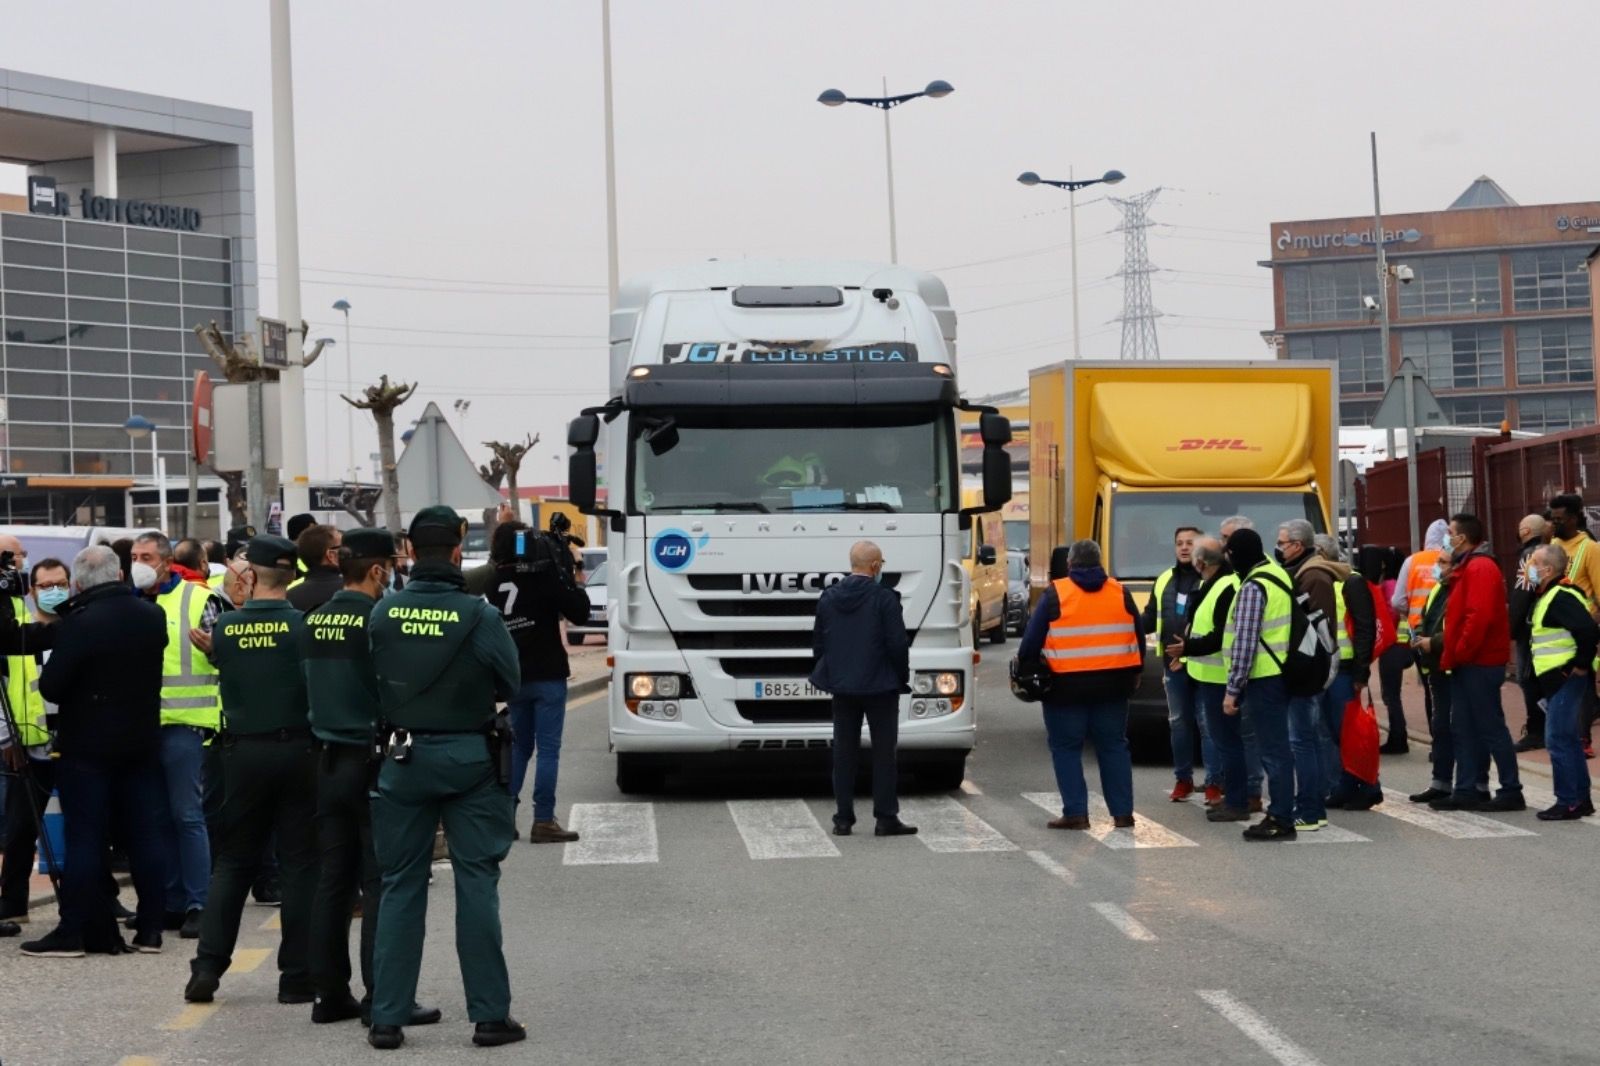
top-left (1197, 990), bottom-right (1324, 1066)
top-left (727, 800), bottom-right (840, 860)
top-left (1026, 850), bottom-right (1077, 885)
top-left (1296, 824), bottom-right (1369, 844)
top-left (1090, 902), bottom-right (1157, 941)
top-left (160, 1004), bottom-right (217, 1032)
top-left (1021, 792), bottom-right (1199, 849)
top-left (959, 779), bottom-right (983, 796)
top-left (897, 796), bottom-right (1017, 853)
top-left (564, 803), bottom-right (659, 865)
top-left (259, 911), bottom-right (281, 930)
top-left (118, 1057), bottom-right (161, 1065)
top-left (231, 947), bottom-right (273, 974)
top-left (1376, 788), bottom-right (1537, 838)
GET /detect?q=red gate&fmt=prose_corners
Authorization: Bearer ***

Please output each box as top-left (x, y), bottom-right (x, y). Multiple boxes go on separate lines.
top-left (1359, 448), bottom-right (1449, 550)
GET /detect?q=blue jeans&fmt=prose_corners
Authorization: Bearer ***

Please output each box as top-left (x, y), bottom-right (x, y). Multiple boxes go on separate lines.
top-left (1242, 675), bottom-right (1294, 822)
top-left (1240, 701), bottom-right (1264, 800)
top-left (1449, 664), bottom-right (1521, 801)
top-left (1287, 693), bottom-right (1325, 822)
top-left (55, 753), bottom-right (168, 944)
top-left (1041, 700), bottom-right (1134, 818)
top-left (1546, 673), bottom-right (1592, 808)
top-left (1197, 681), bottom-right (1246, 811)
top-left (1164, 669), bottom-right (1217, 785)
top-left (508, 679), bottom-right (569, 823)
top-left (158, 726), bottom-right (211, 912)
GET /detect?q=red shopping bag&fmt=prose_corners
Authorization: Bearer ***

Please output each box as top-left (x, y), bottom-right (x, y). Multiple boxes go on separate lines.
top-left (1340, 692), bottom-right (1381, 785)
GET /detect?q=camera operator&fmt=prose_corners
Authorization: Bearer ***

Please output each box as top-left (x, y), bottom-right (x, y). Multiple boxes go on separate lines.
top-left (483, 521), bottom-right (590, 842)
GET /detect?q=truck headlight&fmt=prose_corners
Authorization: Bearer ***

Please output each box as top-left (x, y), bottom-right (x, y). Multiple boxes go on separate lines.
top-left (629, 674), bottom-right (657, 699)
top-left (911, 671), bottom-right (963, 705)
top-left (626, 674), bottom-right (693, 712)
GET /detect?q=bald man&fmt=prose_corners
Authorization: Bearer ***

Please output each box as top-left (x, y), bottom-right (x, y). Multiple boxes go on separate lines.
top-left (809, 541), bottom-right (916, 836)
top-left (1512, 514), bottom-right (1551, 750)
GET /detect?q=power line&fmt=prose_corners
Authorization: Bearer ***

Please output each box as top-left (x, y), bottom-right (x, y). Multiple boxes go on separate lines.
top-left (304, 319), bottom-right (602, 341)
top-left (931, 231), bottom-right (1116, 273)
top-left (259, 272), bottom-right (607, 298)
top-left (262, 262), bottom-right (603, 291)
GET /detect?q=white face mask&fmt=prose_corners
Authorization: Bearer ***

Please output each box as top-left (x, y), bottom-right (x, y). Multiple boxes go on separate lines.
top-left (130, 561), bottom-right (159, 590)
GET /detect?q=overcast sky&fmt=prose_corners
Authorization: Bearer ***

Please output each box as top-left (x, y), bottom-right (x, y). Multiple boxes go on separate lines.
top-left (2, 0), bottom-right (1593, 485)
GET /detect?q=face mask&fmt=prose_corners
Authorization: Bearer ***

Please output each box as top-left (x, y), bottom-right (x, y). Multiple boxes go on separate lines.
top-left (872, 568), bottom-right (884, 584)
top-left (1430, 564), bottom-right (1443, 582)
top-left (131, 562), bottom-right (159, 590)
top-left (1525, 565), bottom-right (1540, 586)
top-left (1273, 548), bottom-right (1287, 564)
top-left (35, 587), bottom-right (68, 614)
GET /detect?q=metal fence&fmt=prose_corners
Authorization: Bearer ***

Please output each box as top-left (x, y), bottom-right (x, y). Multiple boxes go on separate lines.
top-left (1481, 425), bottom-right (1600, 575)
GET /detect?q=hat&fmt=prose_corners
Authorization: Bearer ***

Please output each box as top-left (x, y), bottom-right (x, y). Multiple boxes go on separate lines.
top-left (286, 513), bottom-right (316, 541)
top-left (245, 534), bottom-right (298, 570)
top-left (409, 506), bottom-right (466, 548)
top-left (342, 528), bottom-right (396, 559)
top-left (224, 525), bottom-right (256, 558)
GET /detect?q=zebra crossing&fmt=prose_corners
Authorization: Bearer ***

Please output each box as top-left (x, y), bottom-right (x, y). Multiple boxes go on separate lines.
top-left (553, 781), bottom-right (1571, 866)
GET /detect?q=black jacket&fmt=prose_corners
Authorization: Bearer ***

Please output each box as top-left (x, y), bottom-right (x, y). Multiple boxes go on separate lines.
top-left (1415, 578), bottom-right (1451, 675)
top-left (37, 583), bottom-right (166, 760)
top-left (1509, 537), bottom-right (1542, 645)
top-left (1340, 573), bottom-right (1378, 686)
top-left (1019, 568), bottom-right (1145, 705)
top-left (287, 566), bottom-right (344, 614)
top-left (483, 561), bottom-right (591, 681)
top-left (1140, 562), bottom-right (1201, 646)
top-left (810, 575), bottom-right (910, 697)
top-left (1530, 582), bottom-right (1600, 698)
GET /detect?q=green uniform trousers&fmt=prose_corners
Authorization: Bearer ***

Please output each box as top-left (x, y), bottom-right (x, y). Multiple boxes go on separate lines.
top-left (370, 734), bottom-right (514, 1026)
top-left (309, 740), bottom-right (379, 1004)
top-left (192, 734), bottom-right (318, 995)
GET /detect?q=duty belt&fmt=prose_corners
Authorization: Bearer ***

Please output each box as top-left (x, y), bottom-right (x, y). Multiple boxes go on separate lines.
top-left (225, 727), bottom-right (313, 742)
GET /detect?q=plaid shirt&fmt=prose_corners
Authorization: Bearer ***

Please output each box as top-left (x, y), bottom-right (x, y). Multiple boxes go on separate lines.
top-left (1226, 577), bottom-right (1265, 698)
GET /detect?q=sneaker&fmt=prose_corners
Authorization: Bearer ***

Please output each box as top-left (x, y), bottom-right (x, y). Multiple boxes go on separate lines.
top-left (1113, 814), bottom-right (1136, 829)
top-left (1048, 815), bottom-right (1090, 830)
top-left (1477, 793), bottom-right (1526, 813)
top-left (1293, 816), bottom-right (1326, 832)
top-left (1247, 797), bottom-right (1263, 814)
top-left (20, 927), bottom-right (85, 958)
top-left (1242, 815), bottom-right (1297, 842)
top-left (1514, 733), bottom-right (1546, 753)
top-left (1537, 803), bottom-right (1591, 821)
top-left (180, 909), bottom-right (202, 940)
top-left (473, 1018), bottom-right (528, 1048)
top-left (132, 930), bottom-right (162, 954)
top-left (874, 817), bottom-right (918, 837)
top-left (1168, 780), bottom-right (1195, 802)
top-left (1203, 784), bottom-right (1223, 807)
top-left (1342, 791), bottom-right (1384, 811)
top-left (1207, 806), bottom-right (1249, 822)
top-left (1409, 786), bottom-right (1449, 803)
top-left (528, 820), bottom-right (580, 843)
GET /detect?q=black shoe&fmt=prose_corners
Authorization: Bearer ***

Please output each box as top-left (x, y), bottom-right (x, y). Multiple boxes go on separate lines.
top-left (360, 1000), bottom-right (441, 1028)
top-left (20, 927), bottom-right (85, 958)
top-left (0, 920), bottom-right (18, 938)
top-left (159, 910), bottom-right (185, 931)
top-left (180, 908), bottom-right (202, 940)
top-left (279, 983), bottom-right (317, 1005)
top-left (473, 1018), bottom-right (528, 1047)
top-left (1477, 793), bottom-right (1526, 813)
top-left (874, 817), bottom-right (918, 837)
top-left (1428, 794), bottom-right (1480, 811)
top-left (185, 971), bottom-right (220, 1003)
top-left (1324, 793), bottom-right (1348, 810)
top-left (111, 899), bottom-right (135, 922)
top-left (1378, 740), bottom-right (1410, 755)
top-left (313, 995), bottom-right (363, 1024)
top-left (368, 1025), bottom-right (404, 1050)
top-left (251, 880), bottom-right (282, 907)
top-left (1514, 733), bottom-right (1546, 752)
top-left (1537, 802), bottom-right (1591, 821)
top-left (1409, 787), bottom-right (1449, 803)
top-left (1241, 815), bottom-right (1297, 841)
top-left (1206, 806), bottom-right (1249, 822)
top-left (832, 819), bottom-right (853, 837)
top-left (1342, 791), bottom-right (1384, 811)
top-left (132, 930), bottom-right (162, 954)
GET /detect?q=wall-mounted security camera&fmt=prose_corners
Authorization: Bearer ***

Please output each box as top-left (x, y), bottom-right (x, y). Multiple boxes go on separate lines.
top-left (1394, 264), bottom-right (1415, 285)
top-left (1362, 295), bottom-right (1380, 311)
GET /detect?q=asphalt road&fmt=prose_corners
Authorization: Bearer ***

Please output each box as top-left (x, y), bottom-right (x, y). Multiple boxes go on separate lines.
top-left (4, 653), bottom-right (1598, 1065)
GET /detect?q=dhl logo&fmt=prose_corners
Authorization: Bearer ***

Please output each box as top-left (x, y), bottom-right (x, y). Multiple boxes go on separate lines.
top-left (1166, 438), bottom-right (1262, 452)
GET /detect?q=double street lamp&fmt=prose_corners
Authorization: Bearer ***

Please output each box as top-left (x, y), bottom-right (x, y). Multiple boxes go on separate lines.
top-left (818, 79), bottom-right (954, 263)
top-left (1017, 168), bottom-right (1126, 359)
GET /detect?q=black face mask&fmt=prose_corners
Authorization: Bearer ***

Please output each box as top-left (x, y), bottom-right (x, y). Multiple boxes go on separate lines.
top-left (1273, 548), bottom-right (1287, 564)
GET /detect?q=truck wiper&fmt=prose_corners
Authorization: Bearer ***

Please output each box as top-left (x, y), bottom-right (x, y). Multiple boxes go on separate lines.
top-left (664, 501), bottom-right (770, 513)
top-left (783, 501), bottom-right (897, 512)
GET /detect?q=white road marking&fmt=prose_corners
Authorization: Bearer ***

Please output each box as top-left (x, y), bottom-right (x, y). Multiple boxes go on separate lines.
top-left (1090, 901), bottom-right (1157, 941)
top-left (564, 803), bottom-right (659, 865)
top-left (1197, 990), bottom-right (1324, 1066)
top-left (1375, 788), bottom-right (1537, 839)
top-left (1295, 824), bottom-right (1369, 844)
top-left (726, 800), bottom-right (840, 860)
top-left (1021, 791), bottom-right (1198, 849)
top-left (1025, 849), bottom-right (1077, 885)
top-left (959, 779), bottom-right (983, 796)
top-left (898, 796), bottom-right (1017, 853)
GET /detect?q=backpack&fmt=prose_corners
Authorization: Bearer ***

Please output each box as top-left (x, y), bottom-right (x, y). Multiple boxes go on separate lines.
top-left (1248, 570), bottom-right (1338, 697)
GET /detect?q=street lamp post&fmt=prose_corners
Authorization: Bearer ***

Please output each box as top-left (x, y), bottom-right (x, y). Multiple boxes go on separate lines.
top-left (1016, 168), bottom-right (1126, 359)
top-left (818, 79), bottom-right (953, 263)
top-left (333, 299), bottom-right (354, 483)
top-left (124, 415), bottom-right (168, 533)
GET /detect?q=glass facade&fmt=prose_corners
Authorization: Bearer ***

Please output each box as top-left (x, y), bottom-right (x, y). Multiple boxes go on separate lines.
top-left (1396, 254), bottom-right (1500, 318)
top-left (1445, 396), bottom-right (1506, 427)
top-left (1517, 392), bottom-right (1597, 434)
top-left (1511, 248), bottom-right (1590, 312)
top-left (1515, 320), bottom-right (1594, 387)
top-left (1286, 331), bottom-right (1385, 395)
top-left (1399, 325), bottom-right (1505, 391)
top-left (0, 212), bottom-right (231, 477)
top-left (1282, 261), bottom-right (1367, 325)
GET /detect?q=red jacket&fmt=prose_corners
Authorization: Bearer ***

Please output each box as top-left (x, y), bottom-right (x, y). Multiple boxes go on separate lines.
top-left (1440, 547), bottom-right (1510, 670)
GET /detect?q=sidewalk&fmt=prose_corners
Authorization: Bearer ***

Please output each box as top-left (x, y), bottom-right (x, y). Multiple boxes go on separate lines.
top-left (1388, 666), bottom-right (1553, 776)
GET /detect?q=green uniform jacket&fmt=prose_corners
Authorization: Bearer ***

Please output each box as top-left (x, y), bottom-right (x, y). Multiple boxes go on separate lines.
top-left (211, 599), bottom-right (310, 734)
top-left (368, 561), bottom-right (519, 731)
top-left (304, 588), bottom-right (383, 746)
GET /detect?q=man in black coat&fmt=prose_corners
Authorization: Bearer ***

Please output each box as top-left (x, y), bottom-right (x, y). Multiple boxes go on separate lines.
top-left (810, 540), bottom-right (915, 838)
top-left (2, 545), bottom-right (169, 957)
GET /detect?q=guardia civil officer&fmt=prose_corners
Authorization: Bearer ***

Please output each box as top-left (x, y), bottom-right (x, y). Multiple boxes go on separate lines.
top-left (304, 528), bottom-right (441, 1028)
top-left (367, 507), bottom-right (524, 1051)
top-left (183, 536), bottom-right (320, 1006)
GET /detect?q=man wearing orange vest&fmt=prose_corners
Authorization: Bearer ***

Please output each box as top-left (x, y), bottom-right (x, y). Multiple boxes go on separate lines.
top-left (1018, 539), bottom-right (1144, 831)
top-left (1385, 518), bottom-right (1450, 753)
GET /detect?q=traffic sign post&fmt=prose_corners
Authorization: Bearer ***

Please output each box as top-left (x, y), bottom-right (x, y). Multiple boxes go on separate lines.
top-left (188, 371), bottom-right (213, 538)
top-left (260, 317), bottom-right (289, 369)
top-left (1372, 358), bottom-right (1446, 554)
top-left (394, 402), bottom-right (501, 514)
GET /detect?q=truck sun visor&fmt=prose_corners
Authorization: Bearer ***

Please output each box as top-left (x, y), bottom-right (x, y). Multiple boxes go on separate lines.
top-left (730, 285), bottom-right (844, 308)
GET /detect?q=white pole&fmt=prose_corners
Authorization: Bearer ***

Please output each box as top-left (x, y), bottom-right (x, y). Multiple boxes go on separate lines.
top-left (1069, 165), bottom-right (1080, 360)
top-left (882, 76), bottom-right (898, 264)
top-left (153, 436), bottom-right (168, 535)
top-left (601, 0), bottom-right (620, 307)
top-left (92, 128), bottom-right (118, 199)
top-left (343, 308), bottom-right (354, 482)
top-left (1371, 130), bottom-right (1418, 554)
top-left (270, 0), bottom-right (310, 515)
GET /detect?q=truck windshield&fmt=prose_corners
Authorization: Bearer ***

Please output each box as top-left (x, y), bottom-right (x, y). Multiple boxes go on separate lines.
top-left (631, 410), bottom-right (955, 515)
top-left (1109, 491), bottom-right (1325, 580)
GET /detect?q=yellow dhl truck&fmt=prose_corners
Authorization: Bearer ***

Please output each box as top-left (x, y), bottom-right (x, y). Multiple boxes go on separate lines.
top-left (1027, 360), bottom-right (1337, 742)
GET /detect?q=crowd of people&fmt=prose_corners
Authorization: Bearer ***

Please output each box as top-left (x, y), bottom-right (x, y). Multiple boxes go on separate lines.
top-left (0, 504), bottom-right (591, 1050)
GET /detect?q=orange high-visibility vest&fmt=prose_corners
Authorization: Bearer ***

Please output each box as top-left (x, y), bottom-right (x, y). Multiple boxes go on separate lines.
top-left (1042, 576), bottom-right (1141, 673)
top-left (1404, 549), bottom-right (1442, 638)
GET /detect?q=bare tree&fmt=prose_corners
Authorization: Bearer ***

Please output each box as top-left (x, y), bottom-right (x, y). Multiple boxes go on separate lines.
top-left (478, 455), bottom-right (508, 530)
top-left (342, 375), bottom-right (418, 533)
top-left (483, 434), bottom-right (538, 522)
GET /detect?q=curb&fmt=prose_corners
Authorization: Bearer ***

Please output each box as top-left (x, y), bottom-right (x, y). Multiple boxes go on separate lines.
top-left (569, 673), bottom-right (610, 699)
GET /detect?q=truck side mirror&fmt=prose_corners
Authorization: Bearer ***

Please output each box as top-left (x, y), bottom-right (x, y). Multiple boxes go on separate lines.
top-left (979, 411), bottom-right (1011, 447)
top-left (567, 415), bottom-right (601, 512)
top-left (978, 544), bottom-right (998, 566)
top-left (982, 448), bottom-right (1011, 512)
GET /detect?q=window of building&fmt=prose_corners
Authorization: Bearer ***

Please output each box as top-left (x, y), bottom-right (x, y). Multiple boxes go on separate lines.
top-left (1399, 326), bottom-right (1505, 390)
top-left (1282, 261), bottom-right (1369, 325)
top-left (1339, 400), bottom-right (1379, 427)
top-left (1396, 254), bottom-right (1501, 318)
top-left (1515, 321), bottom-right (1594, 386)
top-left (1286, 330), bottom-right (1385, 395)
top-left (1518, 392), bottom-right (1597, 433)
top-left (1446, 396), bottom-right (1505, 427)
top-left (1512, 247), bottom-right (1591, 312)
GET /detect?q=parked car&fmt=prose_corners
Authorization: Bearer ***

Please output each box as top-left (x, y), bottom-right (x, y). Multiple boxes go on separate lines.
top-left (567, 559), bottom-right (609, 645)
top-left (1005, 550), bottom-right (1029, 635)
top-left (0, 525), bottom-right (159, 568)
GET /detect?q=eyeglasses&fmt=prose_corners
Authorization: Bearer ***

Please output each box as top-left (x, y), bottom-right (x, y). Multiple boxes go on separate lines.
top-left (33, 578), bottom-right (69, 590)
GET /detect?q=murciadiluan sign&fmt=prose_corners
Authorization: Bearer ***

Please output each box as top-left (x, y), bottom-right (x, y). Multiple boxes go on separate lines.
top-left (1274, 226), bottom-right (1422, 253)
top-left (27, 175), bottom-right (203, 232)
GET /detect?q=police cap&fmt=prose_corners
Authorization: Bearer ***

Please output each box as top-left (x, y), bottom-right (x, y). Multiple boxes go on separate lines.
top-left (224, 525), bottom-right (256, 559)
top-left (286, 513), bottom-right (316, 542)
top-left (245, 534), bottom-right (299, 570)
top-left (342, 528), bottom-right (396, 560)
top-left (409, 505), bottom-right (466, 548)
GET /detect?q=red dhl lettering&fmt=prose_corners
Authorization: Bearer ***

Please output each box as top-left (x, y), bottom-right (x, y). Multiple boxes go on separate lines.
top-left (1166, 438), bottom-right (1259, 452)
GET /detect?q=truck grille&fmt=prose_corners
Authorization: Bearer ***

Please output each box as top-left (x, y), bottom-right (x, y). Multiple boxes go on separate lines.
top-left (686, 573), bottom-right (900, 591)
top-left (718, 657), bottom-right (815, 678)
top-left (699, 600), bottom-right (818, 618)
top-left (673, 630), bottom-right (918, 652)
top-left (735, 700), bottom-right (833, 724)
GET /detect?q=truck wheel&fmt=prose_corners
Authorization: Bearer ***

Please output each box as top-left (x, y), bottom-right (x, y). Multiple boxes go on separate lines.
top-left (616, 755), bottom-right (666, 795)
top-left (916, 753), bottom-right (967, 791)
top-left (987, 620), bottom-right (1007, 645)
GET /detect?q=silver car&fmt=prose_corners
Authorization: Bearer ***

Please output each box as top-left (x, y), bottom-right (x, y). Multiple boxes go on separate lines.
top-left (1005, 550), bottom-right (1029, 635)
top-left (567, 560), bottom-right (609, 646)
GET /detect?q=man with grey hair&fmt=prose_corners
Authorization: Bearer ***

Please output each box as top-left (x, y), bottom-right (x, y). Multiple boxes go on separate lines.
top-left (810, 540), bottom-right (916, 836)
top-left (1220, 516), bottom-right (1255, 542)
top-left (1274, 518), bottom-right (1343, 830)
top-left (1512, 513), bottom-right (1552, 751)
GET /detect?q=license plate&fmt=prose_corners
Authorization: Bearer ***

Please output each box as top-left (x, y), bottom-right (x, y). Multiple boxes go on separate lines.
top-left (745, 679), bottom-right (825, 700)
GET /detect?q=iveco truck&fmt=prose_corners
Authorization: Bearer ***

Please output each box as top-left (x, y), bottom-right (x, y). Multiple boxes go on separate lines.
top-left (567, 261), bottom-right (1011, 793)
